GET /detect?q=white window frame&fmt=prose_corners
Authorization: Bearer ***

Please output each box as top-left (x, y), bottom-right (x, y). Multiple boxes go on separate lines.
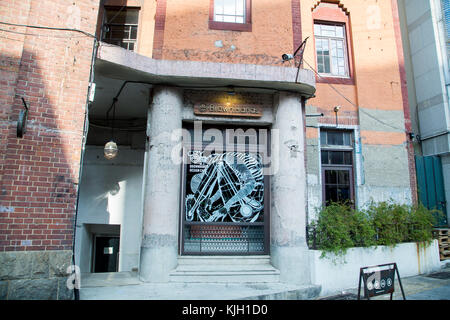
top-left (214, 0), bottom-right (246, 24)
top-left (314, 22), bottom-right (350, 78)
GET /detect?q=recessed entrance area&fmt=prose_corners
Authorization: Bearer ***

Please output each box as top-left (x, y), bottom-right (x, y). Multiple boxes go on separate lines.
top-left (75, 69), bottom-right (149, 274)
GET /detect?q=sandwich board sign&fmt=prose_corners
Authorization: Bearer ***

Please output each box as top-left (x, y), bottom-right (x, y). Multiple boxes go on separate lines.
top-left (358, 263), bottom-right (406, 300)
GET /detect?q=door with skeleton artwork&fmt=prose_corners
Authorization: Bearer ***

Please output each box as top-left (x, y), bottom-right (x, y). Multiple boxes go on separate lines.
top-left (180, 124), bottom-right (270, 255)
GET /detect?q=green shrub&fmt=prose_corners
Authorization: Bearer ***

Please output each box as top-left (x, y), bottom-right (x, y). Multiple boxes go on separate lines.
top-left (308, 200), bottom-right (440, 260)
top-left (365, 200), bottom-right (409, 246)
top-left (406, 203), bottom-right (437, 244)
top-left (312, 202), bottom-right (355, 258)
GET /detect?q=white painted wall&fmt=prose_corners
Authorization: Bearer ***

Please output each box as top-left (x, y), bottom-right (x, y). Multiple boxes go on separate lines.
top-left (309, 240), bottom-right (441, 296)
top-left (75, 146), bottom-right (145, 273)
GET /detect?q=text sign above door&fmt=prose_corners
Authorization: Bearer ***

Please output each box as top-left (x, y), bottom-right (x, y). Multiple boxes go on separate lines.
top-left (194, 103), bottom-right (263, 118)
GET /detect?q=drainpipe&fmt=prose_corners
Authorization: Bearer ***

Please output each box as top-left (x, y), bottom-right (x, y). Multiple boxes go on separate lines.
top-left (71, 34), bottom-right (99, 300)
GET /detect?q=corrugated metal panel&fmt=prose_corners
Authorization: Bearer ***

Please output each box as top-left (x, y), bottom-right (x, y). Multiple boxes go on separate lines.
top-left (415, 155), bottom-right (448, 227)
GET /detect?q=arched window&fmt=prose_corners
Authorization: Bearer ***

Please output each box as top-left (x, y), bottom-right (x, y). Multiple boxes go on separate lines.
top-left (312, 1), bottom-right (354, 84)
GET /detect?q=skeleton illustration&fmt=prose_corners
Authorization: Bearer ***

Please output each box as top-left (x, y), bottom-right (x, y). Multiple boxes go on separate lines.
top-left (185, 151), bottom-right (264, 223)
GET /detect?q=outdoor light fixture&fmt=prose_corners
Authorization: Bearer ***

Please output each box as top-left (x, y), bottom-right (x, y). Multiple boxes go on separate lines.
top-left (17, 98), bottom-right (29, 138)
top-left (281, 37), bottom-right (309, 83)
top-left (281, 37), bottom-right (309, 63)
top-left (334, 106), bottom-right (341, 127)
top-left (104, 97), bottom-right (119, 160)
top-left (282, 53), bottom-right (295, 62)
top-left (104, 140), bottom-right (118, 159)
top-left (226, 86), bottom-right (236, 95)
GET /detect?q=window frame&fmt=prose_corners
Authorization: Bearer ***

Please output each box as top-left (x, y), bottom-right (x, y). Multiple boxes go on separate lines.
top-left (314, 22), bottom-right (350, 78)
top-left (312, 2), bottom-right (355, 85)
top-left (101, 6), bottom-right (140, 52)
top-left (209, 0), bottom-right (252, 32)
top-left (320, 129), bottom-right (355, 206)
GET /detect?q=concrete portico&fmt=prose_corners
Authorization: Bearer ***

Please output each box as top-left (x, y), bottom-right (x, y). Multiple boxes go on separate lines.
top-left (85, 43), bottom-right (316, 285)
top-left (271, 92), bottom-right (310, 285)
top-left (140, 86), bottom-right (183, 282)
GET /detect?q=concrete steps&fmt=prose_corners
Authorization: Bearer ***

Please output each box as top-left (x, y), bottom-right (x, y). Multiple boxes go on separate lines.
top-left (169, 256), bottom-right (280, 283)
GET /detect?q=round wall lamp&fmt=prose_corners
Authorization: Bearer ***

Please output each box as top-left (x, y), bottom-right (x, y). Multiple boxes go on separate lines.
top-left (104, 140), bottom-right (118, 160)
top-left (104, 97), bottom-right (118, 160)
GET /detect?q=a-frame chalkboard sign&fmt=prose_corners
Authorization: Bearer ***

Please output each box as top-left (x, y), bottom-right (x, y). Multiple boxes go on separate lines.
top-left (357, 263), bottom-right (406, 300)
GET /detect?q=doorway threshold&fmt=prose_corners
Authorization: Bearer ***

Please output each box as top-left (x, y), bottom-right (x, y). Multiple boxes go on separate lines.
top-left (81, 271), bottom-right (142, 288)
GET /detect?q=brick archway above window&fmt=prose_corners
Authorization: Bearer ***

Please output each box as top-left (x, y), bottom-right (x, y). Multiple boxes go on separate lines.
top-left (312, 0), bottom-right (354, 85)
top-left (312, 0), bottom-right (349, 16)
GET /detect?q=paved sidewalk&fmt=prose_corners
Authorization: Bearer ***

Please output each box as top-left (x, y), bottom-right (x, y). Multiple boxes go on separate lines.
top-left (79, 264), bottom-right (450, 300)
top-left (318, 265), bottom-right (450, 300)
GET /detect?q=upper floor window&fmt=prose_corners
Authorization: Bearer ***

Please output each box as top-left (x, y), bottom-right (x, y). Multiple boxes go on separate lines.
top-left (102, 7), bottom-right (139, 51)
top-left (209, 0), bottom-right (252, 32)
top-left (314, 23), bottom-right (349, 77)
top-left (214, 0), bottom-right (245, 23)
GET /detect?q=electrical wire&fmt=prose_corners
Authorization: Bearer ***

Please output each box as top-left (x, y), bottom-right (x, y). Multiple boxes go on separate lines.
top-left (302, 57), bottom-right (407, 132)
top-left (0, 21), bottom-right (96, 39)
top-left (0, 27), bottom-right (88, 39)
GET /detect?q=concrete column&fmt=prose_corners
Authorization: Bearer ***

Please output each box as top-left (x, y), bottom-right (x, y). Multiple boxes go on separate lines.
top-left (139, 86), bottom-right (183, 282)
top-left (270, 92), bottom-right (311, 285)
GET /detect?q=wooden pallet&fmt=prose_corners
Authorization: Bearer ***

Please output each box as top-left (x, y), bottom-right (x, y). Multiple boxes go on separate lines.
top-left (440, 251), bottom-right (450, 260)
top-left (434, 228), bottom-right (450, 261)
top-left (439, 236), bottom-right (449, 243)
top-left (433, 228), bottom-right (449, 237)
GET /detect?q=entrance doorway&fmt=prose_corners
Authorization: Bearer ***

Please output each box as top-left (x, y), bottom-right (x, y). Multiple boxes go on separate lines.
top-left (180, 124), bottom-right (270, 255)
top-left (93, 236), bottom-right (120, 273)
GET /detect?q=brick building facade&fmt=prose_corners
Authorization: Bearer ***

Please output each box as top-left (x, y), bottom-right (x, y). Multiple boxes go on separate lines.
top-left (0, 0), bottom-right (99, 299)
top-left (0, 0), bottom-right (419, 299)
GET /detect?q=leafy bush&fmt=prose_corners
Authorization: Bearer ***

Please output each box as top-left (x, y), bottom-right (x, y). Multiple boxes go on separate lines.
top-left (310, 202), bottom-right (354, 258)
top-left (365, 201), bottom-right (409, 246)
top-left (406, 204), bottom-right (438, 244)
top-left (308, 200), bottom-right (439, 260)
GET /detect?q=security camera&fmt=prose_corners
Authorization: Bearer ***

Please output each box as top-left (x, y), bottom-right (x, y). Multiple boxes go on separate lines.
top-left (282, 53), bottom-right (294, 62)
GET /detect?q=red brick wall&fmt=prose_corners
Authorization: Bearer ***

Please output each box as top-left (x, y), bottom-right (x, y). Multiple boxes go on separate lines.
top-left (0, 0), bottom-right (100, 252)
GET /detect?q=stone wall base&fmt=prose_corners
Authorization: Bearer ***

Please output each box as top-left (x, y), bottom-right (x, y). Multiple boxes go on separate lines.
top-left (0, 250), bottom-right (74, 300)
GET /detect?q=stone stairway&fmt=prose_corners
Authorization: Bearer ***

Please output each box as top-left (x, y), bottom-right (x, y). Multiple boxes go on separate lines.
top-left (169, 256), bottom-right (280, 283)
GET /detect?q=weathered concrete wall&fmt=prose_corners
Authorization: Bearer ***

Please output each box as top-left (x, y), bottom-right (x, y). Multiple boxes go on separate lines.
top-left (271, 92), bottom-right (311, 285)
top-left (140, 86), bottom-right (183, 282)
top-left (310, 240), bottom-right (441, 296)
top-left (0, 250), bottom-right (74, 300)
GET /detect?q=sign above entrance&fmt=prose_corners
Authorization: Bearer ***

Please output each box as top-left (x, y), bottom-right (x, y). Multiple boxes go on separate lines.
top-left (194, 102), bottom-right (263, 118)
top-left (187, 90), bottom-right (268, 118)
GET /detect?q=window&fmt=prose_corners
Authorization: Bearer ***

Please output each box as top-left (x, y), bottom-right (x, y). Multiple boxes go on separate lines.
top-left (209, 0), bottom-right (252, 32)
top-left (314, 23), bottom-right (349, 77)
top-left (214, 0), bottom-right (245, 23)
top-left (320, 130), bottom-right (354, 205)
top-left (102, 7), bottom-right (139, 51)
